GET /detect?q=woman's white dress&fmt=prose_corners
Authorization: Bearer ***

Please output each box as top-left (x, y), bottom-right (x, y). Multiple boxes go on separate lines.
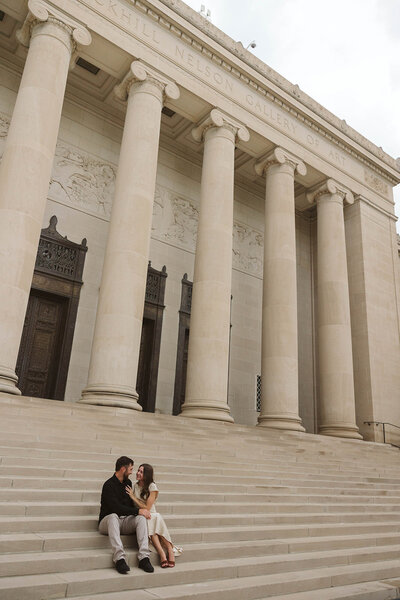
top-left (133, 481), bottom-right (182, 556)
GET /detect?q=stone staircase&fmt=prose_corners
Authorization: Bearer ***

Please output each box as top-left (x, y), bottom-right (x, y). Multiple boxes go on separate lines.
top-left (1, 396), bottom-right (400, 599)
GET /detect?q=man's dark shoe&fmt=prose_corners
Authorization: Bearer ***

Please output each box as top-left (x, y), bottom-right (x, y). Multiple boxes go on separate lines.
top-left (115, 558), bottom-right (130, 574)
top-left (138, 557), bottom-right (154, 573)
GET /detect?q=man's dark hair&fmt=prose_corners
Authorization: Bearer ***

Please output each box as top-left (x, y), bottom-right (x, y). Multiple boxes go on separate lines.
top-left (115, 456), bottom-right (134, 472)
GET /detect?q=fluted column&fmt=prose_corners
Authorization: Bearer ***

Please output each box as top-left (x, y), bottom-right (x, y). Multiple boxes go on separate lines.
top-left (308, 179), bottom-right (362, 439)
top-left (255, 147), bottom-right (306, 431)
top-left (0, 0), bottom-right (91, 395)
top-left (80, 62), bottom-right (179, 410)
top-left (180, 109), bottom-right (249, 422)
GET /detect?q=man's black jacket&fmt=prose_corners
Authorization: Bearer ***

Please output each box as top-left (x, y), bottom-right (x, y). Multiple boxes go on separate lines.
top-left (99, 474), bottom-right (139, 523)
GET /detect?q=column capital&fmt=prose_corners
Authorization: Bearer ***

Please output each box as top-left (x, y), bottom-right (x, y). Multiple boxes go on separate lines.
top-left (307, 178), bottom-right (354, 206)
top-left (192, 109), bottom-right (250, 143)
top-left (114, 61), bottom-right (180, 103)
top-left (255, 147), bottom-right (306, 177)
top-left (16, 0), bottom-right (91, 53)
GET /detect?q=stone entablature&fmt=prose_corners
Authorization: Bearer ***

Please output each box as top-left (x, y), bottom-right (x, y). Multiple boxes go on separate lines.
top-left (36, 0), bottom-right (398, 206)
top-left (159, 0), bottom-right (400, 177)
top-left (60, 0), bottom-right (399, 184)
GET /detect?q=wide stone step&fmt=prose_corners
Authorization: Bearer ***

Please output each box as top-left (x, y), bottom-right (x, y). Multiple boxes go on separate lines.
top-left (3, 473), bottom-right (400, 492)
top-left (4, 488), bottom-right (400, 507)
top-left (64, 581), bottom-right (400, 600)
top-left (3, 501), bottom-right (400, 524)
top-left (259, 582), bottom-right (400, 600)
top-left (3, 515), bottom-right (400, 541)
top-left (2, 542), bottom-right (400, 579)
top-left (2, 395), bottom-right (400, 600)
top-left (3, 461), bottom-right (400, 486)
top-left (2, 558), bottom-right (400, 600)
top-left (3, 452), bottom-right (389, 475)
top-left (3, 530), bottom-right (400, 557)
top-left (5, 477), bottom-right (400, 496)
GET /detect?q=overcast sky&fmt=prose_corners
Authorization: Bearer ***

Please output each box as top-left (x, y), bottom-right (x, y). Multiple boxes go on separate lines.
top-left (182, 0), bottom-right (400, 228)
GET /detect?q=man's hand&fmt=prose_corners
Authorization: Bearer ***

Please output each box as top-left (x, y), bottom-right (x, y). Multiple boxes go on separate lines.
top-left (139, 508), bottom-right (151, 519)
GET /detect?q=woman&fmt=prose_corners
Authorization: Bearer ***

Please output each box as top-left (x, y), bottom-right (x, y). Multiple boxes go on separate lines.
top-left (126, 463), bottom-right (181, 568)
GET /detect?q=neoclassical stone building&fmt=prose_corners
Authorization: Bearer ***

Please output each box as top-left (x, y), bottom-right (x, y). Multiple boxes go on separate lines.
top-left (0, 0), bottom-right (399, 441)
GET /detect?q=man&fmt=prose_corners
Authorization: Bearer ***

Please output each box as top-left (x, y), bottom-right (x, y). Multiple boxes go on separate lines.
top-left (99, 456), bottom-right (154, 574)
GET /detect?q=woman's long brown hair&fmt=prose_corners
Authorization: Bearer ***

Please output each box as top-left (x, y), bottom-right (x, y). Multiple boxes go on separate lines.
top-left (138, 463), bottom-right (154, 500)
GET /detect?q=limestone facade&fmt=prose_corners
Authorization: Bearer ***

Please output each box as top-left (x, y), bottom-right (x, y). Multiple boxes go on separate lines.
top-left (0, 0), bottom-right (399, 440)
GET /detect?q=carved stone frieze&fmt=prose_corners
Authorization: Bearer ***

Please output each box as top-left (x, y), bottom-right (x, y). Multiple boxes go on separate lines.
top-left (0, 113), bottom-right (10, 159)
top-left (1, 118), bottom-right (116, 219)
top-left (166, 195), bottom-right (199, 247)
top-left (232, 223), bottom-right (263, 277)
top-left (49, 143), bottom-right (116, 219)
top-left (151, 182), bottom-right (263, 277)
top-left (151, 184), bottom-right (198, 251)
top-left (0, 107), bottom-right (262, 277)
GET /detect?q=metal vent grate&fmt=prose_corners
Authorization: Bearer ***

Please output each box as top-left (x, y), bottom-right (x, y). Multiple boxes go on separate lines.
top-left (162, 106), bottom-right (176, 118)
top-left (76, 57), bottom-right (100, 75)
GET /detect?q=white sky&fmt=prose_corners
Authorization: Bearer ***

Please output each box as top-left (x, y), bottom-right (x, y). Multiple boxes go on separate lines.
top-left (182, 0), bottom-right (400, 228)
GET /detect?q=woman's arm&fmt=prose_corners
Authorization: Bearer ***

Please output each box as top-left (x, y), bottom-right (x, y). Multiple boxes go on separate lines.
top-left (144, 490), bottom-right (158, 511)
top-left (126, 487), bottom-right (158, 510)
top-left (125, 486), bottom-right (146, 508)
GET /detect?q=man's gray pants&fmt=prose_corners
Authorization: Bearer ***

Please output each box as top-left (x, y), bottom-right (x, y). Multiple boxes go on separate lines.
top-left (99, 513), bottom-right (150, 563)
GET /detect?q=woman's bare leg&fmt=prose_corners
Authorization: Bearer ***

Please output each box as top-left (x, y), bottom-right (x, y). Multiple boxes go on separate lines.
top-left (159, 535), bottom-right (174, 562)
top-left (151, 534), bottom-right (167, 563)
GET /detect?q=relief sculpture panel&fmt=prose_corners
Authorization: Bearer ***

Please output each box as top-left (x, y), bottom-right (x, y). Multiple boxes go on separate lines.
top-left (0, 112), bottom-right (10, 158)
top-left (151, 183), bottom-right (263, 278)
top-left (0, 114), bottom-right (116, 219)
top-left (0, 109), bottom-right (262, 278)
top-left (49, 143), bottom-right (116, 219)
top-left (232, 223), bottom-right (263, 277)
top-left (151, 184), bottom-right (198, 252)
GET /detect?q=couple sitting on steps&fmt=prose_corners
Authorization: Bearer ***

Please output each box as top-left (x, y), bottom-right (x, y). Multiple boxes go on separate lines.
top-left (99, 455), bottom-right (181, 574)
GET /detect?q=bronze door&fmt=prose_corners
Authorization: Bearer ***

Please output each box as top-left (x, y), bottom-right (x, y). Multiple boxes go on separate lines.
top-left (16, 290), bottom-right (68, 399)
top-left (179, 327), bottom-right (190, 412)
top-left (136, 317), bottom-right (155, 412)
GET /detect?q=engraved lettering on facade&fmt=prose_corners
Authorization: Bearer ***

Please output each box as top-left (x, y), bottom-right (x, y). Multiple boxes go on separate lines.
top-left (245, 94), bottom-right (297, 136)
top-left (306, 134), bottom-right (319, 147)
top-left (328, 149), bottom-right (345, 167)
top-left (85, 0), bottom-right (160, 44)
top-left (176, 45), bottom-right (233, 93)
top-left (364, 169), bottom-right (389, 195)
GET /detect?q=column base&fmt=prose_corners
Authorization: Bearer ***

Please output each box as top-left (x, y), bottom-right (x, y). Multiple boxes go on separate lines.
top-left (257, 414), bottom-right (305, 432)
top-left (0, 367), bottom-right (21, 396)
top-left (79, 384), bottom-right (142, 411)
top-left (180, 401), bottom-right (234, 423)
top-left (319, 424), bottom-right (363, 440)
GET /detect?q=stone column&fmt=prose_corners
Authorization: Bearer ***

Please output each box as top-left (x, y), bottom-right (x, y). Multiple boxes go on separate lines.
top-left (80, 62), bottom-right (179, 410)
top-left (308, 179), bottom-right (362, 439)
top-left (255, 147), bottom-right (306, 431)
top-left (0, 0), bottom-right (91, 395)
top-left (181, 109), bottom-right (249, 422)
